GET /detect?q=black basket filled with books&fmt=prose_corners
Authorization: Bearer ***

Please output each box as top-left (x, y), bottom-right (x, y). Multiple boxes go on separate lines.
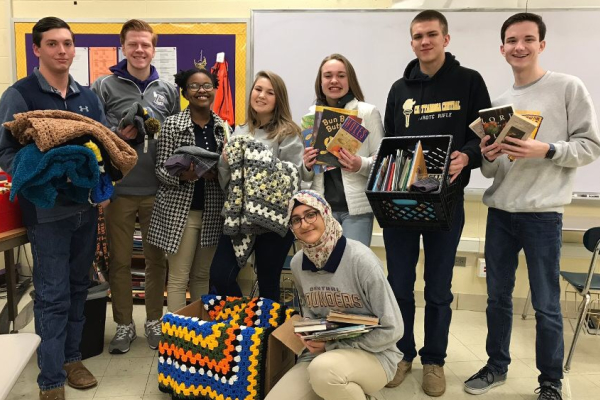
top-left (365, 135), bottom-right (460, 231)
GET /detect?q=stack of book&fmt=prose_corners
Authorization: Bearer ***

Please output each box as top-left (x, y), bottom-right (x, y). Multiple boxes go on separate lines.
top-left (293, 311), bottom-right (380, 342)
top-left (370, 140), bottom-right (433, 192)
top-left (470, 104), bottom-right (543, 145)
top-left (301, 106), bottom-right (370, 172)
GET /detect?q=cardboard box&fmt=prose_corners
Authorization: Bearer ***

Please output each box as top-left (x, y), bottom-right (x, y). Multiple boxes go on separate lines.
top-left (172, 299), bottom-right (299, 396)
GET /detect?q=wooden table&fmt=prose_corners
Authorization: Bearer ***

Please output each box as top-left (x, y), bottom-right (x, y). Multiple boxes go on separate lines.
top-left (0, 332), bottom-right (40, 400)
top-left (0, 228), bottom-right (28, 332)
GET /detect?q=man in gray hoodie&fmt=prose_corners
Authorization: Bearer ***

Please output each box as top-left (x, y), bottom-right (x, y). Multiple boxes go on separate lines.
top-left (92, 19), bottom-right (179, 354)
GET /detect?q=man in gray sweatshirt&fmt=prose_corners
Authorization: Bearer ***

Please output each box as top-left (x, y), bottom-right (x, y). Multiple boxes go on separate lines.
top-left (464, 13), bottom-right (600, 400)
top-left (92, 19), bottom-right (179, 353)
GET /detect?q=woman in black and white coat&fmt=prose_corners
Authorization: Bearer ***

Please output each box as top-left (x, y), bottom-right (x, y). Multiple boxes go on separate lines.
top-left (147, 67), bottom-right (230, 312)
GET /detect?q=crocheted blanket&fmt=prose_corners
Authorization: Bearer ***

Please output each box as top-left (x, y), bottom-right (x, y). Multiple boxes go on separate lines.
top-left (158, 295), bottom-right (295, 400)
top-left (223, 135), bottom-right (299, 267)
top-left (10, 144), bottom-right (99, 208)
top-left (3, 110), bottom-right (138, 176)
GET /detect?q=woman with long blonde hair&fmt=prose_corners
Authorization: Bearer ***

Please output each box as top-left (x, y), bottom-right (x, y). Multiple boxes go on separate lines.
top-left (210, 70), bottom-right (304, 301)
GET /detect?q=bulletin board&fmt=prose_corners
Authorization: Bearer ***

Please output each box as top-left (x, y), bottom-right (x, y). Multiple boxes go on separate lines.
top-left (14, 21), bottom-right (248, 124)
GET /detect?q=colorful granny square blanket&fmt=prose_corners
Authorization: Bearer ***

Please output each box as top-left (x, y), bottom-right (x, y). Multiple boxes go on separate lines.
top-left (158, 295), bottom-right (296, 400)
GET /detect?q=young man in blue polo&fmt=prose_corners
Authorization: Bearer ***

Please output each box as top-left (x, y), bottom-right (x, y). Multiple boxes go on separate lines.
top-left (464, 13), bottom-right (600, 400)
top-left (0, 17), bottom-right (107, 400)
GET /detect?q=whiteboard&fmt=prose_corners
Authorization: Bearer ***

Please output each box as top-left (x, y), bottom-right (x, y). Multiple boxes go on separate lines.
top-left (252, 9), bottom-right (600, 193)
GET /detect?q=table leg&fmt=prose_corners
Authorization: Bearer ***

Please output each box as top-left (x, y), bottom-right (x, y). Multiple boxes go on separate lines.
top-left (4, 248), bottom-right (18, 333)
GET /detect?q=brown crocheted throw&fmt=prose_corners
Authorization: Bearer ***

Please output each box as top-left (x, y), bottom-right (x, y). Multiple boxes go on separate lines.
top-left (4, 110), bottom-right (138, 176)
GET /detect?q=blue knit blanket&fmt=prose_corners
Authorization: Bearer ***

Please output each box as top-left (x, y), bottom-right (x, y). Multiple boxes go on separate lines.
top-left (11, 144), bottom-right (99, 208)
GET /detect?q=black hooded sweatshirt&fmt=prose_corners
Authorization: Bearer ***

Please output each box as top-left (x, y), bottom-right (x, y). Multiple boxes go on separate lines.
top-left (384, 52), bottom-right (491, 188)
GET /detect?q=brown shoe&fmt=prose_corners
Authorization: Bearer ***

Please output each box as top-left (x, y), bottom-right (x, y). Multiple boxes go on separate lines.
top-left (63, 360), bottom-right (98, 389)
top-left (39, 386), bottom-right (65, 400)
top-left (422, 364), bottom-right (446, 397)
top-left (385, 360), bottom-right (413, 388)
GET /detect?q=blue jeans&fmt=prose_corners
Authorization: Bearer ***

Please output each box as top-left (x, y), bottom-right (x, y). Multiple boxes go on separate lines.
top-left (210, 230), bottom-right (295, 301)
top-left (28, 207), bottom-right (98, 390)
top-left (484, 208), bottom-right (563, 386)
top-left (332, 211), bottom-right (374, 247)
top-left (382, 201), bottom-right (464, 366)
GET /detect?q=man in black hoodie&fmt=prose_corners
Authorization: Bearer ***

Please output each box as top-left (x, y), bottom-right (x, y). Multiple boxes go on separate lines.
top-left (382, 10), bottom-right (491, 397)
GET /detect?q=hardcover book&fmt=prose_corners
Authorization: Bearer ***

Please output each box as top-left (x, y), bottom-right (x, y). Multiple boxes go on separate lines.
top-left (327, 310), bottom-right (379, 326)
top-left (479, 104), bottom-right (514, 143)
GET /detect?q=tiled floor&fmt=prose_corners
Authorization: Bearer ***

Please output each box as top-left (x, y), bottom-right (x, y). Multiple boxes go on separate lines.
top-left (5, 303), bottom-right (600, 399)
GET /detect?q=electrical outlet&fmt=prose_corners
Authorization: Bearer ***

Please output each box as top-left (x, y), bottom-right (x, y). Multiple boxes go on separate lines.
top-left (478, 258), bottom-right (487, 278)
top-left (455, 256), bottom-right (467, 267)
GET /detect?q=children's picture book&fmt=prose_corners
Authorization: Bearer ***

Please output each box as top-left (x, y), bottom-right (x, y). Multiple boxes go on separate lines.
top-left (407, 141), bottom-right (429, 190)
top-left (495, 112), bottom-right (539, 144)
top-left (479, 104), bottom-right (514, 143)
top-left (301, 114), bottom-right (316, 148)
top-left (326, 117), bottom-right (370, 158)
top-left (313, 107), bottom-right (360, 167)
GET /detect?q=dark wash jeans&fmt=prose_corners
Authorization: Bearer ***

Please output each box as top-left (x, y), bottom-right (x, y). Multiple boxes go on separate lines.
top-left (28, 207), bottom-right (98, 390)
top-left (383, 200), bottom-right (465, 366)
top-left (484, 208), bottom-right (564, 386)
top-left (210, 230), bottom-right (295, 302)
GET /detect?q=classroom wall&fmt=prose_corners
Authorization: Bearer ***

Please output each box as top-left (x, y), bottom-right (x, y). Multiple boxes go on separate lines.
top-left (2, 0), bottom-right (600, 312)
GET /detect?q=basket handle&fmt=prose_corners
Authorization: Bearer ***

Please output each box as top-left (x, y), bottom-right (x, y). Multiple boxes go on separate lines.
top-left (392, 199), bottom-right (418, 206)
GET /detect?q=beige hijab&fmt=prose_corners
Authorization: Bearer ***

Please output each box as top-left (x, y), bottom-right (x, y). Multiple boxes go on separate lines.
top-left (289, 190), bottom-right (343, 269)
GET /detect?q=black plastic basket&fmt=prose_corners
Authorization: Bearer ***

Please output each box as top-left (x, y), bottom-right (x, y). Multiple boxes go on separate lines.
top-left (366, 135), bottom-right (460, 231)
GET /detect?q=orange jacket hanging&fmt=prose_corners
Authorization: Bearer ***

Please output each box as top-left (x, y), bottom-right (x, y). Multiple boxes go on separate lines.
top-left (211, 61), bottom-right (234, 126)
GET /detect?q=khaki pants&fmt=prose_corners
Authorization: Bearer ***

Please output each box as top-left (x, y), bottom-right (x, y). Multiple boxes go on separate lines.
top-left (166, 210), bottom-right (216, 312)
top-left (266, 349), bottom-right (388, 400)
top-left (105, 195), bottom-right (167, 324)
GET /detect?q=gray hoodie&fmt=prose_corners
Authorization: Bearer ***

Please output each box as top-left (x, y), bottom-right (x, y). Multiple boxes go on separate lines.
top-left (92, 70), bottom-right (179, 196)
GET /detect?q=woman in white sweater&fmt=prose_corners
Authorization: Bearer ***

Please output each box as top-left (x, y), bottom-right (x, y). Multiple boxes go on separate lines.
top-left (302, 54), bottom-right (384, 246)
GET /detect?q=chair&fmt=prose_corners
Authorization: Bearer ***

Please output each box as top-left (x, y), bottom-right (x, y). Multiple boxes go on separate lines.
top-left (561, 227), bottom-right (600, 372)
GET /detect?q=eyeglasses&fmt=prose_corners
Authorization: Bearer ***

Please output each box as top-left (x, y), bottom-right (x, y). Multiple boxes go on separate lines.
top-left (186, 82), bottom-right (214, 92)
top-left (290, 211), bottom-right (319, 229)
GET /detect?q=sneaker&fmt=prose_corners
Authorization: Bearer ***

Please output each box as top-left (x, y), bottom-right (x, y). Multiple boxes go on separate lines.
top-left (535, 382), bottom-right (562, 400)
top-left (385, 360), bottom-right (412, 388)
top-left (145, 319), bottom-right (162, 350)
top-left (464, 366), bottom-right (507, 395)
top-left (422, 364), bottom-right (446, 397)
top-left (109, 322), bottom-right (136, 354)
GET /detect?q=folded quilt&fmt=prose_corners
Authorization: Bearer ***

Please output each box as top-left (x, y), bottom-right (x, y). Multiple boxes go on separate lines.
top-left (10, 144), bottom-right (99, 208)
top-left (165, 146), bottom-right (220, 178)
top-left (4, 110), bottom-right (138, 176)
top-left (222, 135), bottom-right (299, 267)
top-left (158, 295), bottom-right (295, 400)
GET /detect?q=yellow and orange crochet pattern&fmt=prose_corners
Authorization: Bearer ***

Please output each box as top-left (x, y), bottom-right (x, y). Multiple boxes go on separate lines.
top-left (158, 295), bottom-right (296, 400)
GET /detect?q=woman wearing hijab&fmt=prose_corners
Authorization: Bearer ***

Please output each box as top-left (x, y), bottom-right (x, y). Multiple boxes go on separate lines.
top-left (265, 190), bottom-right (403, 400)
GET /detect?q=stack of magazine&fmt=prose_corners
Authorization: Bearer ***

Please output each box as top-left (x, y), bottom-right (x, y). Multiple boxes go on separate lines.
top-left (293, 310), bottom-right (380, 342)
top-left (301, 106), bottom-right (370, 172)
